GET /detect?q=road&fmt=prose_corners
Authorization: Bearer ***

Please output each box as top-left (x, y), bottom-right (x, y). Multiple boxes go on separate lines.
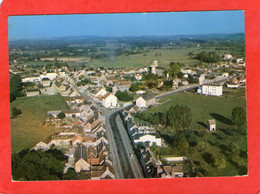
top-left (156, 76), bottom-right (230, 99)
top-left (72, 82), bottom-right (143, 179)
top-left (103, 110), bottom-right (144, 179)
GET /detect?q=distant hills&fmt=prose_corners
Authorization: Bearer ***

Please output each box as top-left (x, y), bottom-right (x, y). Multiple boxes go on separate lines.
top-left (9, 33), bottom-right (245, 48)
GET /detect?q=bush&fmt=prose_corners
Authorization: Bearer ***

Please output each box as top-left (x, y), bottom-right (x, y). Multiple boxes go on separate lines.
top-left (57, 112), bottom-right (66, 119)
top-left (12, 107), bottom-right (22, 118)
top-left (232, 107), bottom-right (246, 127)
top-left (115, 91), bottom-right (134, 101)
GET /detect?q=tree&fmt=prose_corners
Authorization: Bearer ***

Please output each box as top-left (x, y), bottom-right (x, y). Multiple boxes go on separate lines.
top-left (229, 142), bottom-right (240, 155)
top-left (12, 107), bottom-right (22, 118)
top-left (143, 73), bottom-right (158, 88)
top-left (12, 149), bottom-right (66, 181)
top-left (187, 75), bottom-right (199, 84)
top-left (229, 142), bottom-right (241, 165)
top-left (196, 51), bottom-right (220, 63)
top-left (63, 168), bottom-right (77, 180)
top-left (10, 74), bottom-right (24, 102)
top-left (166, 105), bottom-right (192, 130)
top-left (57, 112), bottom-right (66, 119)
top-left (168, 62), bottom-right (181, 78)
top-left (196, 141), bottom-right (208, 152)
top-left (115, 91), bottom-right (134, 101)
top-left (129, 83), bottom-right (142, 92)
top-left (173, 131), bottom-right (189, 154)
top-left (232, 107), bottom-right (246, 127)
top-left (213, 153), bottom-right (226, 170)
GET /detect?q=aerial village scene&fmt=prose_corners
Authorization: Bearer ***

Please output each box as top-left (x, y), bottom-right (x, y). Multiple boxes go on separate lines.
top-left (9, 11), bottom-right (247, 181)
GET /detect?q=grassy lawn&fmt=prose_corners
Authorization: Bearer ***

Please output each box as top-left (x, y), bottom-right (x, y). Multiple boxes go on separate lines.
top-left (10, 94), bottom-right (69, 153)
top-left (153, 92), bottom-right (246, 129)
top-left (148, 91), bottom-right (247, 176)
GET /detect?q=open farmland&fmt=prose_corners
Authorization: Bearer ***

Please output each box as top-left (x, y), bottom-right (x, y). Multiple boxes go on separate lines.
top-left (83, 47), bottom-right (230, 68)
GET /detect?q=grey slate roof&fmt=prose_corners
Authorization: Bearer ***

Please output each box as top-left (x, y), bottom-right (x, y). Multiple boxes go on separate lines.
top-left (74, 144), bottom-right (88, 163)
top-left (142, 94), bottom-right (155, 101)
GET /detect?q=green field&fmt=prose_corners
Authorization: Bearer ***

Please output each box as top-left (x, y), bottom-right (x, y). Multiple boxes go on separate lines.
top-left (22, 47), bottom-right (229, 68)
top-left (153, 92), bottom-right (246, 129)
top-left (149, 92), bottom-right (247, 176)
top-left (10, 94), bottom-right (69, 153)
top-left (89, 48), bottom-right (228, 68)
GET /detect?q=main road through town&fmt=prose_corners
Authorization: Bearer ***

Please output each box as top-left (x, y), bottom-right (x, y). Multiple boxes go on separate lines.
top-left (72, 82), bottom-right (144, 179)
top-left (103, 110), bottom-right (144, 179)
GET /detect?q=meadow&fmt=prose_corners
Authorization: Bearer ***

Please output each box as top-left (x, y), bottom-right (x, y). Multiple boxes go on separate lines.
top-left (23, 46), bottom-right (230, 68)
top-left (148, 91), bottom-right (247, 176)
top-left (89, 47), bottom-right (229, 68)
top-left (10, 94), bottom-right (69, 153)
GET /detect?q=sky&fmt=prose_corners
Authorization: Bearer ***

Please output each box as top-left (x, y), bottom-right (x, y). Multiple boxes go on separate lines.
top-left (8, 10), bottom-right (245, 41)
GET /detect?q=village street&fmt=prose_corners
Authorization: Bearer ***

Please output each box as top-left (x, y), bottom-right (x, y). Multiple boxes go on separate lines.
top-left (72, 82), bottom-right (144, 179)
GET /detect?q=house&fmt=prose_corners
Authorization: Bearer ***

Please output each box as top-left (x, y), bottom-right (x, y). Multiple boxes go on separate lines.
top-left (45, 71), bottom-right (57, 80)
top-left (74, 144), bottom-right (90, 173)
top-left (33, 135), bottom-right (52, 150)
top-left (222, 72), bottom-right (229, 77)
top-left (41, 77), bottom-right (51, 87)
top-left (197, 84), bottom-right (223, 96)
top-left (63, 110), bottom-right (81, 118)
top-left (26, 88), bottom-right (41, 97)
top-left (65, 96), bottom-right (85, 105)
top-left (21, 75), bottom-right (41, 83)
top-left (116, 81), bottom-right (131, 92)
top-left (95, 88), bottom-right (108, 98)
top-left (133, 133), bottom-right (162, 146)
top-left (231, 78), bottom-right (240, 84)
top-left (72, 135), bottom-right (83, 147)
top-left (55, 81), bottom-right (67, 92)
top-left (47, 110), bottom-right (62, 118)
top-left (181, 68), bottom-right (192, 74)
top-left (227, 83), bottom-right (239, 89)
top-left (68, 89), bottom-right (80, 97)
top-left (128, 105), bottom-right (139, 113)
top-left (102, 93), bottom-right (117, 108)
top-left (135, 74), bottom-right (142, 81)
top-left (80, 108), bottom-right (94, 120)
top-left (135, 90), bottom-right (145, 95)
top-left (208, 119), bottom-right (216, 132)
top-left (136, 94), bottom-right (155, 108)
top-left (224, 54), bottom-right (233, 60)
top-left (172, 166), bottom-right (184, 178)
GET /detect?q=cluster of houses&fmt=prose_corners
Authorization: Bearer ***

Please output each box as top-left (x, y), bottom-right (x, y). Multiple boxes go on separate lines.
top-left (33, 95), bottom-right (115, 180)
top-left (140, 147), bottom-right (184, 178)
top-left (91, 88), bottom-right (118, 108)
top-left (120, 108), bottom-right (163, 147)
top-left (13, 53), bottom-right (246, 104)
top-left (118, 107), bottom-right (185, 178)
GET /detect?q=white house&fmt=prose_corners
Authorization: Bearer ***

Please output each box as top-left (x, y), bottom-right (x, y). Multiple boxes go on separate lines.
top-left (136, 94), bottom-right (155, 108)
top-left (227, 83), bottom-right (239, 89)
top-left (26, 89), bottom-right (41, 97)
top-left (95, 88), bottom-right (108, 98)
top-left (102, 93), bottom-right (117, 108)
top-left (181, 68), bottom-right (192, 74)
top-left (197, 84), bottom-right (223, 96)
top-left (22, 76), bottom-right (41, 83)
top-left (41, 77), bottom-right (51, 87)
top-left (222, 72), bottom-right (229, 77)
top-left (208, 119), bottom-right (216, 132)
top-left (133, 133), bottom-right (162, 146)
